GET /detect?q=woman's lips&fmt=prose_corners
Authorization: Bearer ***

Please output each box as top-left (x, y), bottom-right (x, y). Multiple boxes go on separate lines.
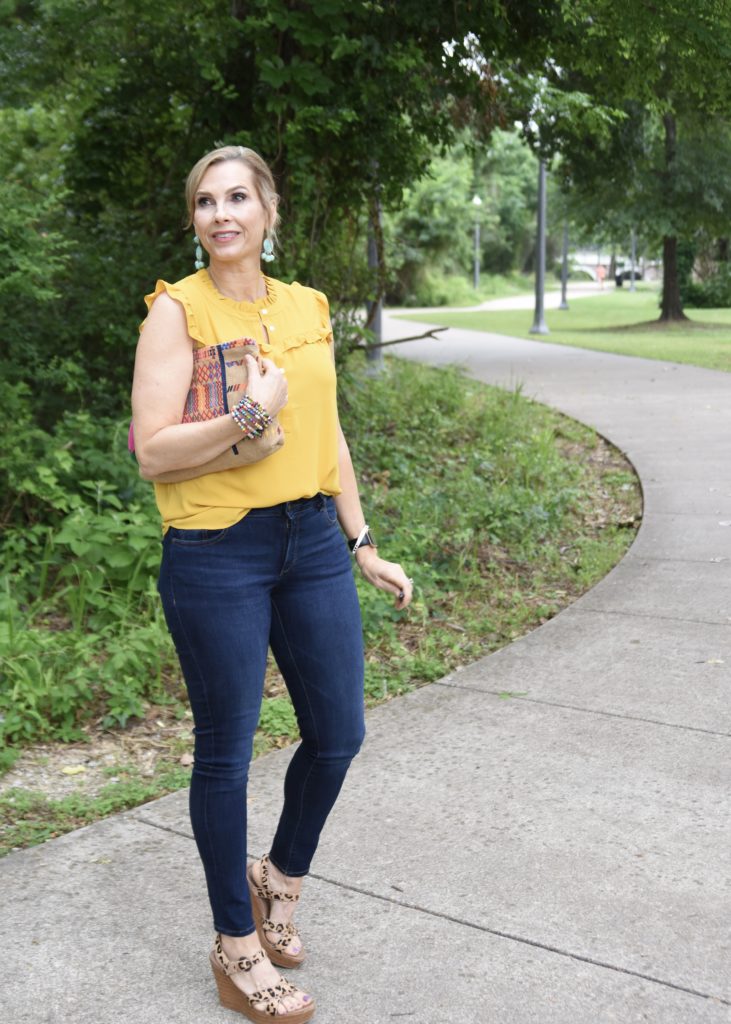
top-left (212, 231), bottom-right (239, 241)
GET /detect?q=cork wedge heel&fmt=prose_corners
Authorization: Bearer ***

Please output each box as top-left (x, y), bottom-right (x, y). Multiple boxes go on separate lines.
top-left (209, 934), bottom-right (315, 1023)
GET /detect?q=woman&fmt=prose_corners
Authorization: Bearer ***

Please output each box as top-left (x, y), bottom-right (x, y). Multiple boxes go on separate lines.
top-left (131, 145), bottom-right (412, 1022)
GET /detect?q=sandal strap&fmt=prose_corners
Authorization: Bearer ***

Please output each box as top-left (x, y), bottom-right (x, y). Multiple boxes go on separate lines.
top-left (261, 917), bottom-right (299, 952)
top-left (213, 933), bottom-right (267, 976)
top-left (248, 980), bottom-right (298, 1016)
top-left (261, 918), bottom-right (298, 937)
top-left (253, 854), bottom-right (300, 903)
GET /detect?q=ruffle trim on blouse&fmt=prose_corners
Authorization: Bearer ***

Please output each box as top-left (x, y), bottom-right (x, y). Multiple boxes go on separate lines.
top-left (142, 278), bottom-right (205, 344)
top-left (272, 324), bottom-right (333, 354)
top-left (198, 269), bottom-right (275, 312)
top-left (256, 283), bottom-right (334, 355)
top-left (277, 286), bottom-right (333, 350)
top-left (142, 273), bottom-right (334, 354)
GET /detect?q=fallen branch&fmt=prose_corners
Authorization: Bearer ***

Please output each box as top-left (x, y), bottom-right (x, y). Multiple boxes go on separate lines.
top-left (357, 325), bottom-right (449, 350)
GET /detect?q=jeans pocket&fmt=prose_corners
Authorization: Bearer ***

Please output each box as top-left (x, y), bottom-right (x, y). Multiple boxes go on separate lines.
top-left (321, 495), bottom-right (339, 525)
top-left (168, 526), bottom-right (229, 547)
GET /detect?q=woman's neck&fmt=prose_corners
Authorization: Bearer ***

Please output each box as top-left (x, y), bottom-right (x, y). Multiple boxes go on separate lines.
top-left (207, 262), bottom-right (268, 302)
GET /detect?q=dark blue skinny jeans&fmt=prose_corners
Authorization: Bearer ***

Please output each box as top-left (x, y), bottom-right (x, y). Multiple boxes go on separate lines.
top-left (158, 494), bottom-right (365, 937)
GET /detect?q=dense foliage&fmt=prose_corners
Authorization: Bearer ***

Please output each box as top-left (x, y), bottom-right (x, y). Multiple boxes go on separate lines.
top-left (539, 0), bottom-right (731, 319)
top-left (0, 0), bottom-right (553, 429)
top-left (4, 0), bottom-right (730, 463)
top-left (385, 131), bottom-right (540, 305)
top-left (682, 264), bottom-right (731, 310)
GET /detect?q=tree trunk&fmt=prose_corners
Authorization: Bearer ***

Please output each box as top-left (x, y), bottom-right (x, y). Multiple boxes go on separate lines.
top-left (659, 113), bottom-right (688, 322)
top-left (659, 235), bottom-right (688, 321)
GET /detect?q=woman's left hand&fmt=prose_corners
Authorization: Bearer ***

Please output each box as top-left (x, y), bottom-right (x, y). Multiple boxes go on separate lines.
top-left (355, 548), bottom-right (413, 609)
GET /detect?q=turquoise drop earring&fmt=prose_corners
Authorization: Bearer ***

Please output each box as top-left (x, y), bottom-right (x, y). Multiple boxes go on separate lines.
top-left (193, 235), bottom-right (205, 270)
top-left (261, 236), bottom-right (275, 263)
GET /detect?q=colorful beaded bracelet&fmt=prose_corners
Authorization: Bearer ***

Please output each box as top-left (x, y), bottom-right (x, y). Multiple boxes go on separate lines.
top-left (231, 394), bottom-right (273, 438)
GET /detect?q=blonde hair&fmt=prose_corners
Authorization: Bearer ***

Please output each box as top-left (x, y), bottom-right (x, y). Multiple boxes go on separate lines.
top-left (184, 145), bottom-right (280, 247)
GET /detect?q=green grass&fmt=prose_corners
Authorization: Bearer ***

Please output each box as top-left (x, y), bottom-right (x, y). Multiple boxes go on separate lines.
top-left (395, 288), bottom-right (731, 372)
top-left (0, 763), bottom-right (191, 853)
top-left (1, 357), bottom-right (641, 855)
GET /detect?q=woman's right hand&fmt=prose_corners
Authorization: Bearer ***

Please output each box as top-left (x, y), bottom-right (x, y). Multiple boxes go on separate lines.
top-left (245, 355), bottom-right (288, 417)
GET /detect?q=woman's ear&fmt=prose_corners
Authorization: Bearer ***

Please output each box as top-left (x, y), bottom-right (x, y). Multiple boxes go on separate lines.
top-left (268, 199), bottom-right (278, 232)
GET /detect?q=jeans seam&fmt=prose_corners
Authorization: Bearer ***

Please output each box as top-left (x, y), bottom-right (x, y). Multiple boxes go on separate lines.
top-left (169, 533), bottom-right (226, 547)
top-left (324, 496), bottom-right (338, 525)
top-left (271, 596), bottom-right (320, 873)
top-left (280, 514), bottom-right (301, 576)
top-left (165, 551), bottom-right (223, 920)
top-left (267, 855), bottom-right (309, 879)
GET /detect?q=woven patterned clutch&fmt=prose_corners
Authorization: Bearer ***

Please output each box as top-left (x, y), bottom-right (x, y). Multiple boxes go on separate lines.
top-left (131, 338), bottom-right (284, 482)
top-left (184, 337), bottom-right (258, 421)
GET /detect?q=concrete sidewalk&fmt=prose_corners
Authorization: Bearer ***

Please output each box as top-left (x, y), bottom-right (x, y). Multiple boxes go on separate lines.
top-left (2, 321), bottom-right (730, 1023)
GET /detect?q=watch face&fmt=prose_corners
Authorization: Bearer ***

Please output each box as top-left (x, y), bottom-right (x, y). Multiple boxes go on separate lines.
top-left (349, 530), bottom-right (376, 552)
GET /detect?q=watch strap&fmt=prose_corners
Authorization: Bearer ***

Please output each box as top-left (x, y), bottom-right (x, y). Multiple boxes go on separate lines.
top-left (348, 525), bottom-right (375, 554)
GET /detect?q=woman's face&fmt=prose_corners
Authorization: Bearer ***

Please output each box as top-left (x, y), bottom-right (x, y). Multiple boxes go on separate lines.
top-left (192, 160), bottom-right (272, 266)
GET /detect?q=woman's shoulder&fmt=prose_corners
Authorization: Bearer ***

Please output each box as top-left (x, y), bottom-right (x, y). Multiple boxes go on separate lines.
top-left (142, 272), bottom-right (209, 341)
top-left (144, 270), bottom-right (206, 307)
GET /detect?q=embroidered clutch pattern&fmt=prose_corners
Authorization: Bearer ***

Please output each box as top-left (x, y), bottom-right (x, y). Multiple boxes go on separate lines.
top-left (183, 338), bottom-right (260, 422)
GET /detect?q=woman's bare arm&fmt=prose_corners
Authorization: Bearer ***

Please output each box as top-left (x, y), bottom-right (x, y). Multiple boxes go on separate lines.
top-left (131, 293), bottom-right (286, 478)
top-left (327, 341), bottom-right (412, 607)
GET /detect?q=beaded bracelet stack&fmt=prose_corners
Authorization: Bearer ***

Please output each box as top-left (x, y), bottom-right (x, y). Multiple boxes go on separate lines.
top-left (231, 394), bottom-right (273, 439)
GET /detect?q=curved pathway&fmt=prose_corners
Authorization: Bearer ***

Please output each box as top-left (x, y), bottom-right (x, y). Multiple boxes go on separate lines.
top-left (376, 316), bottom-right (731, 1007)
top-left (1, 319), bottom-right (729, 1024)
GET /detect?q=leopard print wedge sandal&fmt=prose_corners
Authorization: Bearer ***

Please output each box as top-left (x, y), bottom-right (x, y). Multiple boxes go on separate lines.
top-left (247, 854), bottom-right (306, 968)
top-left (209, 934), bottom-right (315, 1023)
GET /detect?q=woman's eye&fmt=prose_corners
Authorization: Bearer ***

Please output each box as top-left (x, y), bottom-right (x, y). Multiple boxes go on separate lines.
top-left (196, 196), bottom-right (212, 207)
top-left (232, 192), bottom-right (247, 201)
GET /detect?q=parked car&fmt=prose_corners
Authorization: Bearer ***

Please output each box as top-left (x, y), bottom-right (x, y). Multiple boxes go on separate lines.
top-left (614, 264), bottom-right (643, 286)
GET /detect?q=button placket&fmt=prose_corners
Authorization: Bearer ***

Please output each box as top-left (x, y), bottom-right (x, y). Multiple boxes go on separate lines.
top-left (256, 312), bottom-right (270, 349)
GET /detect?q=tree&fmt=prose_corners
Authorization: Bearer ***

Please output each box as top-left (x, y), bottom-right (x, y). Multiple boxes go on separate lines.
top-left (382, 128), bottom-right (542, 305)
top-left (534, 0), bottom-right (731, 321)
top-left (1, 0), bottom-right (565, 416)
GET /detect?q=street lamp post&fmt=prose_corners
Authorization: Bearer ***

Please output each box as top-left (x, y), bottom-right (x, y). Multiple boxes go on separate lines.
top-left (530, 160), bottom-right (549, 334)
top-left (472, 193), bottom-right (482, 290)
top-left (366, 199), bottom-right (384, 374)
top-left (559, 221), bottom-right (569, 311)
top-left (630, 228), bottom-right (637, 292)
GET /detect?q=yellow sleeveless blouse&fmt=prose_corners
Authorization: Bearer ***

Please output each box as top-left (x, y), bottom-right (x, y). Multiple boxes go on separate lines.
top-left (141, 270), bottom-right (341, 531)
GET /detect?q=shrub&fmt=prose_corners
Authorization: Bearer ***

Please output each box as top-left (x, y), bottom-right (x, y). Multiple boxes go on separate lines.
top-left (0, 412), bottom-right (177, 750)
top-left (683, 264), bottom-right (731, 308)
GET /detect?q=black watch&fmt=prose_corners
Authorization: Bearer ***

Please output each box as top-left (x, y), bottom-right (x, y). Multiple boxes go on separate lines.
top-left (348, 529), bottom-right (376, 554)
